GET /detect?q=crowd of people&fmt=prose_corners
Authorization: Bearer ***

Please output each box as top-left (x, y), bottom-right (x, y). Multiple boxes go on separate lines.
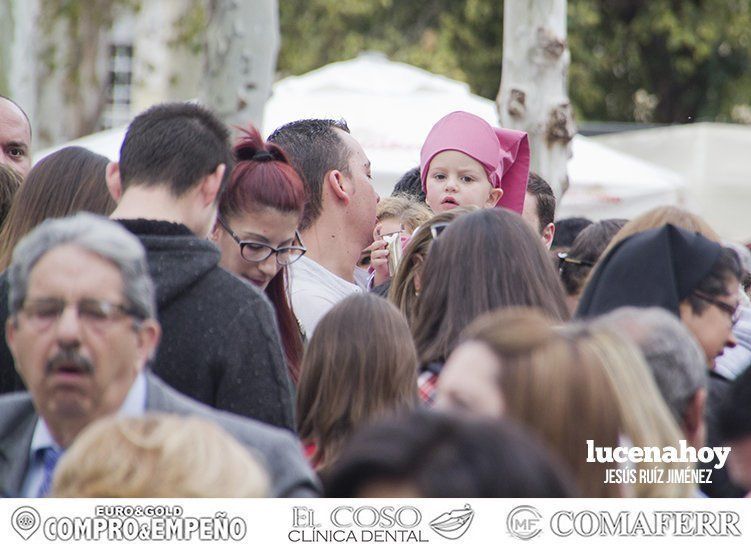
top-left (0, 94), bottom-right (750, 499)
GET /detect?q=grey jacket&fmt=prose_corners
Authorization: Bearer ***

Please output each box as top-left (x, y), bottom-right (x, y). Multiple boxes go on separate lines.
top-left (0, 373), bottom-right (319, 498)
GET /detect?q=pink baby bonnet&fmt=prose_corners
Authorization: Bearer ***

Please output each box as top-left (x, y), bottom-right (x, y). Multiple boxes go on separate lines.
top-left (419, 111), bottom-right (530, 213)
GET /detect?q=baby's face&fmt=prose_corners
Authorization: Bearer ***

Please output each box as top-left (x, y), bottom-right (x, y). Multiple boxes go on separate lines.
top-left (425, 150), bottom-right (502, 213)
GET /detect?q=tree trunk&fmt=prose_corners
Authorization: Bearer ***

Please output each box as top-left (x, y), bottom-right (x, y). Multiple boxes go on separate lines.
top-left (3, 0), bottom-right (39, 141)
top-left (42, 12), bottom-right (110, 146)
top-left (202, 0), bottom-right (279, 133)
top-left (131, 2), bottom-right (203, 114)
top-left (497, 0), bottom-right (575, 200)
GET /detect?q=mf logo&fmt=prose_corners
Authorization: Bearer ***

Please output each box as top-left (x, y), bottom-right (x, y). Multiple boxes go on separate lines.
top-left (506, 506), bottom-right (543, 541)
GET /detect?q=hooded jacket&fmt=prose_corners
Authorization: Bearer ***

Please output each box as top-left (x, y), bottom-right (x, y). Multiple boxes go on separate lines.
top-left (118, 220), bottom-right (294, 430)
top-left (0, 220), bottom-right (295, 430)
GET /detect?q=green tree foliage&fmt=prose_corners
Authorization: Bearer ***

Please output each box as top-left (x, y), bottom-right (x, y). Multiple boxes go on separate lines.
top-left (278, 0), bottom-right (751, 123)
top-left (278, 0), bottom-right (503, 100)
top-left (569, 0), bottom-right (751, 123)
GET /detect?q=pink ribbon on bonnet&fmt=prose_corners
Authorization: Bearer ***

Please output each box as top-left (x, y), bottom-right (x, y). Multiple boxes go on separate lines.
top-left (419, 111), bottom-right (531, 213)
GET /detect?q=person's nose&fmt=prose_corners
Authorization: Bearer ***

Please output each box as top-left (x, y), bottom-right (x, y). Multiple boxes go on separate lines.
top-left (445, 175), bottom-right (459, 192)
top-left (55, 304), bottom-right (83, 347)
top-left (258, 253), bottom-right (279, 279)
top-left (726, 329), bottom-right (738, 349)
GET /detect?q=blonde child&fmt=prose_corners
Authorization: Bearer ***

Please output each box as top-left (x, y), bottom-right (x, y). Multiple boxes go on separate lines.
top-left (376, 195), bottom-right (433, 236)
top-left (368, 195), bottom-right (433, 286)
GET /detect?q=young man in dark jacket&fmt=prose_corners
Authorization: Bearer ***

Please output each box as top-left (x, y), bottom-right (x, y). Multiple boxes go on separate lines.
top-left (103, 102), bottom-right (294, 430)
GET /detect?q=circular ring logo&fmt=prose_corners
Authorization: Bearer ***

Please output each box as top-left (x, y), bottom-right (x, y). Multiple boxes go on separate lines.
top-left (506, 505), bottom-right (543, 541)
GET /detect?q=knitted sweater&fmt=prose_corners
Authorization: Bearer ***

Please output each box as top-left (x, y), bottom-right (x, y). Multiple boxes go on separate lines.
top-left (118, 220), bottom-right (295, 430)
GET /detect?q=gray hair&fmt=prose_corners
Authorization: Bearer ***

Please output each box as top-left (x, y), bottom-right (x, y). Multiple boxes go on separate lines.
top-left (8, 213), bottom-right (156, 320)
top-left (725, 240), bottom-right (751, 275)
top-left (593, 307), bottom-right (707, 425)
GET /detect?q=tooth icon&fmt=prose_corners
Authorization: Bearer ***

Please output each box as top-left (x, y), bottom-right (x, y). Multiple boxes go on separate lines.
top-left (429, 504), bottom-right (475, 540)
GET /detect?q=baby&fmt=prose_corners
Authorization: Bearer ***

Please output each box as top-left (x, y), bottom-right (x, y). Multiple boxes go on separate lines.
top-left (420, 111), bottom-right (530, 214)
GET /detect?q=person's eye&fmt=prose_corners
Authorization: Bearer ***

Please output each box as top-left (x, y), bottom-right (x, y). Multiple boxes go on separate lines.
top-left (245, 243), bottom-right (266, 251)
top-left (79, 301), bottom-right (110, 320)
top-left (31, 302), bottom-right (62, 319)
top-left (8, 147), bottom-right (25, 158)
top-left (461, 175), bottom-right (475, 183)
top-left (433, 173), bottom-right (446, 180)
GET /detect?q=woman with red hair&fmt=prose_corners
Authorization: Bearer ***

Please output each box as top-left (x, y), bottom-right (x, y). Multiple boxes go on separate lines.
top-left (212, 125), bottom-right (307, 383)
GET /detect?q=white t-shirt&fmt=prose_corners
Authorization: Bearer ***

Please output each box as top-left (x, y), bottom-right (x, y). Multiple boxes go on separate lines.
top-left (288, 256), bottom-right (363, 337)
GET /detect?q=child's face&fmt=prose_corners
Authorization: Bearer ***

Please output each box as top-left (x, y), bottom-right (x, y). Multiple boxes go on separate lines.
top-left (425, 151), bottom-right (503, 213)
top-left (376, 216), bottom-right (405, 237)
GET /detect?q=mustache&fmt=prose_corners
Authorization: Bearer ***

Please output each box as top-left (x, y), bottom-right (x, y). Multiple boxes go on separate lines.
top-left (45, 349), bottom-right (94, 375)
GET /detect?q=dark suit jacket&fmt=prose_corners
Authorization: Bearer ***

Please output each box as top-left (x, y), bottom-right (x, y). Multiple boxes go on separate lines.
top-left (0, 373), bottom-right (319, 498)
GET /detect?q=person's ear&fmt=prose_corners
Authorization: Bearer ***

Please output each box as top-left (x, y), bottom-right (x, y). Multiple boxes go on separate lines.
top-left (105, 162), bottom-right (123, 202)
top-left (542, 223), bottom-right (555, 250)
top-left (6, 315), bottom-right (25, 377)
top-left (134, 319), bottom-right (162, 372)
top-left (6, 317), bottom-right (17, 359)
top-left (209, 220), bottom-right (222, 242)
top-left (485, 187), bottom-right (503, 208)
top-left (683, 388), bottom-right (707, 447)
top-left (326, 169), bottom-right (349, 205)
top-left (200, 164), bottom-right (225, 207)
top-left (679, 300), bottom-right (696, 322)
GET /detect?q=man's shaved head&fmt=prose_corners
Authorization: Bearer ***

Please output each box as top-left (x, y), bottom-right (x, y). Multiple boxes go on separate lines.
top-left (0, 96), bottom-right (32, 178)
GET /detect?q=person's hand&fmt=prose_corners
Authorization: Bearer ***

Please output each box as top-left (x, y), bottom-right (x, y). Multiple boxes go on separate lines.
top-left (366, 238), bottom-right (390, 286)
top-left (368, 223), bottom-right (393, 286)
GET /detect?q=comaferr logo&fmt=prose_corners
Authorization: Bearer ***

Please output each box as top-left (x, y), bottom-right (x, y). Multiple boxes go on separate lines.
top-left (429, 504), bottom-right (475, 540)
top-left (550, 510), bottom-right (741, 537)
top-left (506, 506), bottom-right (543, 541)
top-left (505, 507), bottom-right (742, 539)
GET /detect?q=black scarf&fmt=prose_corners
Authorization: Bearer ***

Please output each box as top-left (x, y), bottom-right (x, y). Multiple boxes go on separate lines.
top-left (576, 224), bottom-right (722, 319)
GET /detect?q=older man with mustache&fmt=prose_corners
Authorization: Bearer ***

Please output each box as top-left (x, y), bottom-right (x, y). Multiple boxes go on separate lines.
top-left (0, 213), bottom-right (318, 497)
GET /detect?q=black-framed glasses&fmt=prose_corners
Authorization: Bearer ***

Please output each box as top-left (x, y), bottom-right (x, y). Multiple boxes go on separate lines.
top-left (21, 298), bottom-right (139, 331)
top-left (218, 216), bottom-right (306, 266)
top-left (557, 252), bottom-right (595, 269)
top-left (693, 291), bottom-right (742, 326)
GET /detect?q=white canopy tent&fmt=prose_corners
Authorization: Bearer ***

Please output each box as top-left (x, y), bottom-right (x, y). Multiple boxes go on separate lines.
top-left (38, 53), bottom-right (686, 220)
top-left (596, 123), bottom-right (751, 241)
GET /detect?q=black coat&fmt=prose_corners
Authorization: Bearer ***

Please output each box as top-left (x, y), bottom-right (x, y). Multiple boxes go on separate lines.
top-left (700, 370), bottom-right (746, 497)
